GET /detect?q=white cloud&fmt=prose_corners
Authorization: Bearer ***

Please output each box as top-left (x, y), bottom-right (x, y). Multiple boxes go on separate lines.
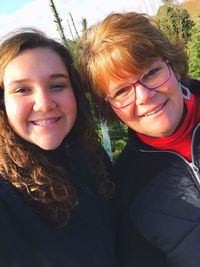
top-left (53, 0), bottom-right (162, 36)
top-left (0, 0), bottom-right (58, 40)
top-left (0, 0), bottom-right (162, 41)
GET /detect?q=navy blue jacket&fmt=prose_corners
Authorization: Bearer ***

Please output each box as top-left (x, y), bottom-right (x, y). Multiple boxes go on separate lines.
top-left (115, 79), bottom-right (200, 267)
top-left (0, 143), bottom-right (117, 267)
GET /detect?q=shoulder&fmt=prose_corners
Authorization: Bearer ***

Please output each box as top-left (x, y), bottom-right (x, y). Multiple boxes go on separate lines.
top-left (0, 179), bottom-right (15, 223)
top-left (113, 138), bottom-right (144, 205)
top-left (69, 139), bottom-right (112, 170)
top-left (114, 130), bottom-right (148, 179)
top-left (0, 178), bottom-right (14, 197)
top-left (0, 178), bottom-right (22, 215)
top-left (131, 162), bottom-right (200, 264)
top-left (113, 142), bottom-right (135, 184)
top-left (114, 131), bottom-right (138, 170)
top-left (185, 78), bottom-right (200, 94)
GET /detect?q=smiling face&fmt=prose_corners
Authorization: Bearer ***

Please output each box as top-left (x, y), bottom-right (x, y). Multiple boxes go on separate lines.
top-left (3, 47), bottom-right (77, 150)
top-left (107, 59), bottom-right (184, 137)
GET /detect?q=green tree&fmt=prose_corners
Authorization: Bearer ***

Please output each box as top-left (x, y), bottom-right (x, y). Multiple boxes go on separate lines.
top-left (109, 122), bottom-right (127, 162)
top-left (49, 0), bottom-right (127, 161)
top-left (156, 1), bottom-right (195, 44)
top-left (188, 24), bottom-right (200, 79)
top-left (81, 18), bottom-right (88, 34)
top-left (68, 12), bottom-right (80, 40)
top-left (49, 0), bottom-right (68, 48)
top-left (49, 0), bottom-right (80, 65)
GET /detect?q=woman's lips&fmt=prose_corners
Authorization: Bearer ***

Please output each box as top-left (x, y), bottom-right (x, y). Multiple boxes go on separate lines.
top-left (139, 99), bottom-right (168, 117)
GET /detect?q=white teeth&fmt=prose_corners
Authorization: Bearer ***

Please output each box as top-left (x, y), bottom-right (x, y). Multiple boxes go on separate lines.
top-left (144, 104), bottom-right (164, 117)
top-left (33, 118), bottom-right (58, 125)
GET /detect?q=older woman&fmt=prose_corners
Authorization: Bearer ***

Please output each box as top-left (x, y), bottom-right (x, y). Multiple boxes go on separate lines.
top-left (79, 11), bottom-right (200, 267)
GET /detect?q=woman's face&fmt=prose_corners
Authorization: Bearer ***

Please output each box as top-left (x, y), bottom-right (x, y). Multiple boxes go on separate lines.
top-left (3, 47), bottom-right (77, 150)
top-left (106, 59), bottom-right (184, 137)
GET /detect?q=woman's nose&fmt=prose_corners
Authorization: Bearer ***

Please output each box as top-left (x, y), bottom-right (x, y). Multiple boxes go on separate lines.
top-left (135, 83), bottom-right (155, 105)
top-left (33, 91), bottom-right (56, 112)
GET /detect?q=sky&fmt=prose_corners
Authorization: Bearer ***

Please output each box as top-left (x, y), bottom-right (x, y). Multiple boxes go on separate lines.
top-left (0, 0), bottom-right (164, 41)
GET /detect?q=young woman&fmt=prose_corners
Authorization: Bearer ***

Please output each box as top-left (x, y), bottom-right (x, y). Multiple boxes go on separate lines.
top-left (79, 11), bottom-right (200, 267)
top-left (0, 28), bottom-right (116, 267)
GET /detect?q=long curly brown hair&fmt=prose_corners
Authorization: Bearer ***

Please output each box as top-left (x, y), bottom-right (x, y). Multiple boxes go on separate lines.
top-left (0, 28), bottom-right (113, 227)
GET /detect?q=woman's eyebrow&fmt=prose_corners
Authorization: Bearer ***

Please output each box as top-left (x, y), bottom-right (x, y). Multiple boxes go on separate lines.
top-left (6, 74), bottom-right (70, 87)
top-left (49, 73), bottom-right (69, 79)
top-left (5, 78), bottom-right (30, 87)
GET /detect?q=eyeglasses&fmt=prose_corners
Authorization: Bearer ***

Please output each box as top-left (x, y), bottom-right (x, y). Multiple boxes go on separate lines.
top-left (105, 60), bottom-right (171, 109)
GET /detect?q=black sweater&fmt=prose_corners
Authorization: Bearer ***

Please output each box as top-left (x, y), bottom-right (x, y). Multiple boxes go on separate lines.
top-left (0, 143), bottom-right (117, 267)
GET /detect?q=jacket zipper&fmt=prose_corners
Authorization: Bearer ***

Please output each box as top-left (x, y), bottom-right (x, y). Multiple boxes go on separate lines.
top-left (190, 122), bottom-right (200, 191)
top-left (139, 122), bottom-right (200, 191)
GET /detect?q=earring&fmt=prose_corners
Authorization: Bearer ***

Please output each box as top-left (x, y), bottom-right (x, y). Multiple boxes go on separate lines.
top-left (178, 82), bottom-right (191, 100)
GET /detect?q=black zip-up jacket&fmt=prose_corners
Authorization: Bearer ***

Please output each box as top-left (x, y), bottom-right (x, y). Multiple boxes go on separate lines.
top-left (115, 79), bottom-right (200, 267)
top-left (0, 142), bottom-right (117, 267)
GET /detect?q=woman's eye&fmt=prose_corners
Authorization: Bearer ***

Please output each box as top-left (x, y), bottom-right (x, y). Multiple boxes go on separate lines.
top-left (114, 86), bottom-right (132, 99)
top-left (14, 87), bottom-right (30, 94)
top-left (50, 84), bottom-right (65, 91)
top-left (142, 67), bottom-right (161, 81)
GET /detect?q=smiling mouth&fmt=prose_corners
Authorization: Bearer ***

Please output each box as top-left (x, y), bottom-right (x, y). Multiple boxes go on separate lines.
top-left (141, 100), bottom-right (168, 117)
top-left (31, 117), bottom-right (61, 126)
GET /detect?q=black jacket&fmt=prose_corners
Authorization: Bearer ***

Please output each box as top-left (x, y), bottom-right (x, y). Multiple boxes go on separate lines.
top-left (115, 80), bottom-right (200, 267)
top-left (0, 142), bottom-right (117, 267)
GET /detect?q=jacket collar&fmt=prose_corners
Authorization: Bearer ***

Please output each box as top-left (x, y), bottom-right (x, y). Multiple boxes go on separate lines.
top-left (127, 128), bottom-right (154, 151)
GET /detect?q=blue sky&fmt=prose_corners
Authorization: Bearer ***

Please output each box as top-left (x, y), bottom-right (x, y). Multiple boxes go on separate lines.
top-left (0, 0), bottom-right (164, 40)
top-left (0, 0), bottom-right (31, 14)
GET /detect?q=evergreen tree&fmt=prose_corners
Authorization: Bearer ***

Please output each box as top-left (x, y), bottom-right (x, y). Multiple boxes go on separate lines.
top-left (49, 0), bottom-right (68, 47)
top-left (156, 1), bottom-right (195, 45)
top-left (49, 0), bottom-right (80, 64)
top-left (188, 24), bottom-right (200, 79)
top-left (49, 0), bottom-right (127, 160)
top-left (81, 18), bottom-right (88, 34)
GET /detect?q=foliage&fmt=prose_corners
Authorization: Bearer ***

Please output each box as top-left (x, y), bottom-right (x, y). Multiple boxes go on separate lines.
top-left (49, 0), bottom-right (68, 48)
top-left (95, 120), bottom-right (128, 162)
top-left (109, 122), bottom-right (128, 162)
top-left (182, 0), bottom-right (200, 25)
top-left (68, 12), bottom-right (80, 39)
top-left (49, 0), bottom-right (81, 66)
top-left (81, 18), bottom-right (88, 34)
top-left (88, 96), bottom-right (127, 162)
top-left (155, 1), bottom-right (195, 45)
top-left (49, 0), bottom-right (128, 161)
top-left (188, 23), bottom-right (200, 80)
